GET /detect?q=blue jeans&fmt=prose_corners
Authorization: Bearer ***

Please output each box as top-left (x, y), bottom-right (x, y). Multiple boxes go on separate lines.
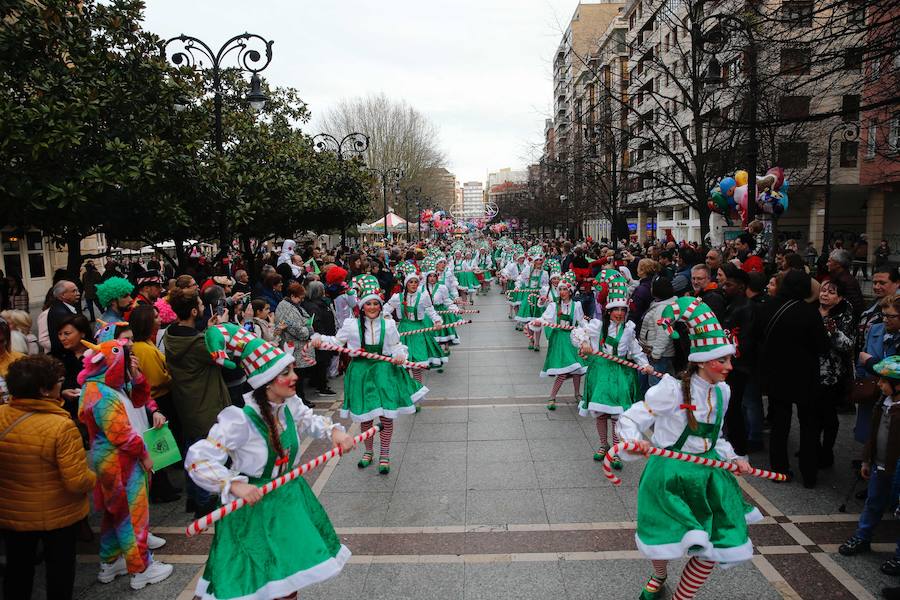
top-left (579, 292), bottom-right (596, 320)
top-left (856, 466), bottom-right (900, 556)
top-left (743, 377), bottom-right (764, 444)
top-left (648, 357), bottom-right (673, 387)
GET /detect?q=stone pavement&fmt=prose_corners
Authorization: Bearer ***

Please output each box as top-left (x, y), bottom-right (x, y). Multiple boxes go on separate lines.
top-left (45, 287), bottom-right (899, 599)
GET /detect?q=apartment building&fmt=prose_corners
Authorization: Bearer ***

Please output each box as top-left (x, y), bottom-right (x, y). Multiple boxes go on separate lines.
top-left (461, 181), bottom-right (485, 218)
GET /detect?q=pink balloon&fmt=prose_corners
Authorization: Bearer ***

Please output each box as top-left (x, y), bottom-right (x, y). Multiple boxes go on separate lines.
top-left (733, 185), bottom-right (748, 221)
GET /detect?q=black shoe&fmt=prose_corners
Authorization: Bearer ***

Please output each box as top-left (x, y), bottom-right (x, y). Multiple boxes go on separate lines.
top-left (185, 497), bottom-right (197, 514)
top-left (318, 388), bottom-right (337, 396)
top-left (839, 536), bottom-right (871, 556)
top-left (882, 558), bottom-right (900, 576)
top-left (883, 586), bottom-right (900, 600)
top-left (818, 455), bottom-right (834, 469)
top-left (150, 490), bottom-right (181, 504)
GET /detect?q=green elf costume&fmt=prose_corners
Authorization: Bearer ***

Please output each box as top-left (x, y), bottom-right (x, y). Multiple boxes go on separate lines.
top-left (617, 296), bottom-right (761, 600)
top-left (314, 275), bottom-right (427, 473)
top-left (572, 271), bottom-right (649, 467)
top-left (186, 333), bottom-right (349, 600)
top-left (423, 257), bottom-right (462, 346)
top-left (514, 246), bottom-right (549, 326)
top-left (383, 264), bottom-right (447, 368)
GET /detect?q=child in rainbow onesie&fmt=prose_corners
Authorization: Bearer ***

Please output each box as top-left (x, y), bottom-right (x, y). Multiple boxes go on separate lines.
top-left (78, 339), bottom-right (173, 590)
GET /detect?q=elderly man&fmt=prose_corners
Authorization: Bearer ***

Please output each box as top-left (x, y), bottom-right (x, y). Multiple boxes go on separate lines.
top-left (232, 269), bottom-right (251, 295)
top-left (827, 248), bottom-right (865, 319)
top-left (690, 264), bottom-right (726, 318)
top-left (46, 280), bottom-right (80, 356)
top-left (705, 248), bottom-right (724, 274)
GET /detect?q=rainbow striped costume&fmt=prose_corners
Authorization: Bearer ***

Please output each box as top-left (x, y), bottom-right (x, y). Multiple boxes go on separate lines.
top-left (78, 339), bottom-right (152, 574)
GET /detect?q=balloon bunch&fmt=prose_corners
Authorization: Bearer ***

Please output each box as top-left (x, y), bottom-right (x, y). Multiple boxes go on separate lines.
top-left (425, 210), bottom-right (454, 233)
top-left (708, 167), bottom-right (790, 224)
top-left (489, 222), bottom-right (509, 234)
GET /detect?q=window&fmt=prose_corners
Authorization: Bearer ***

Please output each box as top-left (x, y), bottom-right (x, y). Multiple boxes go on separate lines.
top-left (866, 121), bottom-right (877, 158)
top-left (890, 114), bottom-right (900, 150)
top-left (630, 13), bottom-right (636, 29)
top-left (843, 48), bottom-right (863, 71)
top-left (1, 233), bottom-right (23, 281)
top-left (780, 47), bottom-right (811, 74)
top-left (782, 1), bottom-right (813, 26)
top-left (842, 95), bottom-right (860, 121)
top-left (839, 141), bottom-right (859, 167)
top-left (778, 141), bottom-right (809, 168)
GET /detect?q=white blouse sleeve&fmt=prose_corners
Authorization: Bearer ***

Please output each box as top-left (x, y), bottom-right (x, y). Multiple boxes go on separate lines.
top-left (382, 293), bottom-right (400, 318)
top-left (419, 292), bottom-right (442, 324)
top-left (712, 384), bottom-right (741, 460)
top-left (617, 375), bottom-right (680, 454)
top-left (531, 301), bottom-right (557, 330)
top-left (314, 317), bottom-right (355, 348)
top-left (185, 406), bottom-right (251, 504)
top-left (584, 318), bottom-right (603, 349)
top-left (621, 321), bottom-right (650, 366)
top-left (381, 318), bottom-right (409, 360)
top-left (288, 396), bottom-right (344, 442)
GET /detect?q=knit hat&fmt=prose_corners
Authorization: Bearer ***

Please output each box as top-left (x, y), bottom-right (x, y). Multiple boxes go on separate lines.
top-left (204, 323), bottom-right (295, 389)
top-left (420, 257), bottom-right (437, 276)
top-left (545, 258), bottom-right (561, 278)
top-left (513, 244), bottom-right (526, 259)
top-left (155, 297), bottom-right (177, 325)
top-left (527, 244), bottom-right (544, 260)
top-left (96, 277), bottom-right (134, 309)
top-left (557, 271), bottom-right (577, 291)
top-left (355, 274), bottom-right (383, 307)
top-left (398, 262), bottom-right (420, 286)
top-left (658, 296), bottom-right (735, 362)
top-left (875, 356), bottom-right (900, 380)
top-left (605, 272), bottom-right (630, 309)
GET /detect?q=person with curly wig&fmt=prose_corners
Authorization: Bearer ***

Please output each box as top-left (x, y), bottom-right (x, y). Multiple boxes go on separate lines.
top-left (95, 277), bottom-right (134, 333)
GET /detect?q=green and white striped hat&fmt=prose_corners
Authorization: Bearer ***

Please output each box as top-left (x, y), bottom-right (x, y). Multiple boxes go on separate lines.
top-left (605, 271), bottom-right (630, 310)
top-left (658, 296), bottom-right (735, 362)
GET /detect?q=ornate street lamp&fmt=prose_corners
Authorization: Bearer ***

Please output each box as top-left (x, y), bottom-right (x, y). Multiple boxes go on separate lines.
top-left (311, 132), bottom-right (370, 160)
top-left (824, 122), bottom-right (860, 253)
top-left (367, 167), bottom-right (404, 240)
top-left (404, 186), bottom-right (422, 240)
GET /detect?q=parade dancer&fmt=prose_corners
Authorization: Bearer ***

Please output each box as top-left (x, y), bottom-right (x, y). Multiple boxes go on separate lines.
top-left (617, 297), bottom-right (760, 600)
top-left (424, 259), bottom-right (462, 348)
top-left (573, 271), bottom-right (653, 467)
top-left (457, 249), bottom-right (481, 302)
top-left (383, 264), bottom-right (446, 383)
top-left (78, 339), bottom-right (173, 590)
top-left (529, 272), bottom-right (588, 411)
top-left (476, 245), bottom-right (494, 295)
top-left (530, 261), bottom-right (562, 352)
top-left (450, 248), bottom-right (473, 306)
top-left (186, 333), bottom-right (355, 599)
top-left (514, 247), bottom-right (548, 331)
top-left (312, 275), bottom-right (428, 475)
top-left (501, 249), bottom-right (526, 320)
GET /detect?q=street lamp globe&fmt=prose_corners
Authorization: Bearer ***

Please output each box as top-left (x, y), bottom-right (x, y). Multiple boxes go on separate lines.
top-left (247, 73), bottom-right (267, 111)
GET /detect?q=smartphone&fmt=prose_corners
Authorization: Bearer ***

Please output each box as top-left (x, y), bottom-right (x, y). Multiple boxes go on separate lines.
top-left (215, 298), bottom-right (226, 316)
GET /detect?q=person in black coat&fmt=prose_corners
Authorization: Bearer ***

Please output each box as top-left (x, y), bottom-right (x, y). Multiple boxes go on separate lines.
top-left (47, 281), bottom-right (81, 357)
top-left (301, 281), bottom-right (337, 396)
top-left (720, 264), bottom-right (755, 457)
top-left (757, 270), bottom-right (830, 482)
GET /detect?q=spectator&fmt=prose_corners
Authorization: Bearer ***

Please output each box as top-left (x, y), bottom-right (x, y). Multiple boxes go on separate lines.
top-left (55, 315), bottom-right (93, 419)
top-left (705, 248), bottom-right (724, 273)
top-left (744, 271), bottom-right (770, 451)
top-left (302, 281), bottom-right (338, 397)
top-left (6, 274), bottom-right (29, 312)
top-left (2, 310), bottom-right (39, 355)
top-left (246, 298), bottom-right (278, 342)
top-left (275, 282), bottom-right (315, 404)
top-left (690, 264), bottom-right (726, 318)
top-left (806, 242), bottom-right (819, 268)
top-left (232, 269), bottom-right (251, 295)
top-left (81, 262), bottom-right (103, 321)
top-left (94, 276), bottom-right (134, 332)
top-left (828, 249), bottom-right (865, 320)
top-left (0, 355), bottom-right (96, 600)
top-left (875, 240), bottom-right (891, 268)
top-left (852, 235), bottom-right (870, 280)
top-left (658, 250), bottom-right (676, 280)
top-left (720, 264), bottom-right (754, 457)
top-left (672, 247), bottom-right (696, 294)
top-left (163, 288), bottom-right (231, 518)
top-left (758, 270), bottom-right (830, 481)
top-left (855, 295), bottom-right (900, 444)
top-left (638, 276), bottom-right (677, 387)
top-left (125, 269), bottom-right (163, 321)
top-left (629, 259), bottom-right (660, 335)
top-left (859, 266), bottom-right (900, 347)
top-left (804, 280), bottom-right (855, 486)
top-left (46, 280), bottom-right (81, 356)
top-left (0, 316), bottom-right (25, 381)
top-left (257, 273), bottom-right (284, 313)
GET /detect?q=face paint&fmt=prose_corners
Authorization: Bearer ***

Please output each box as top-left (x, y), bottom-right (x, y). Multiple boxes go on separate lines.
top-left (609, 307), bottom-right (626, 323)
top-left (701, 356), bottom-right (732, 382)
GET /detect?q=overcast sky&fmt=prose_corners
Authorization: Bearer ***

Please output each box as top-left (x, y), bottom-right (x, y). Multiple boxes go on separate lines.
top-left (142, 0), bottom-right (582, 184)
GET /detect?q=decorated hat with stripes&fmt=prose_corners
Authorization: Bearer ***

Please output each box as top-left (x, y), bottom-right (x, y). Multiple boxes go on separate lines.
top-left (355, 274), bottom-right (383, 307)
top-left (513, 244), bottom-right (526, 259)
top-left (557, 271), bottom-right (577, 291)
top-left (205, 324), bottom-right (295, 389)
top-left (605, 271), bottom-right (630, 309)
top-left (398, 262), bottom-right (420, 286)
top-left (545, 258), bottom-right (561, 278)
top-left (527, 244), bottom-right (545, 260)
top-left (658, 296), bottom-right (735, 362)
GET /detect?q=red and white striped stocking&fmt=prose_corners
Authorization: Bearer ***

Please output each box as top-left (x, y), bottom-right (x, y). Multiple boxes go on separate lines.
top-left (596, 415), bottom-right (609, 447)
top-left (379, 418), bottom-right (394, 457)
top-left (643, 560), bottom-right (669, 594)
top-left (673, 557), bottom-right (715, 599)
top-left (410, 368), bottom-right (424, 385)
top-left (532, 328), bottom-right (542, 348)
top-left (360, 420), bottom-right (375, 453)
top-left (611, 416), bottom-right (620, 447)
top-left (550, 374), bottom-right (567, 399)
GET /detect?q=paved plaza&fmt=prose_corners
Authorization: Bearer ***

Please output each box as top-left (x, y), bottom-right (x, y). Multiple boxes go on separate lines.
top-left (51, 290), bottom-right (899, 599)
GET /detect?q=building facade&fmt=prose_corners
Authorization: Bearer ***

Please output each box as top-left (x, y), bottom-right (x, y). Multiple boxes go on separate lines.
top-left (461, 181), bottom-right (486, 218)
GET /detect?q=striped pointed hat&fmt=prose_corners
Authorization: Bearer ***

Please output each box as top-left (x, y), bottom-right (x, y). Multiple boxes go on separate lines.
top-left (658, 296), bottom-right (735, 362)
top-left (526, 244), bottom-right (544, 260)
top-left (354, 274), bottom-right (383, 307)
top-left (605, 272), bottom-right (630, 309)
top-left (557, 271), bottom-right (577, 291)
top-left (398, 262), bottom-right (420, 286)
top-left (545, 258), bottom-right (561, 278)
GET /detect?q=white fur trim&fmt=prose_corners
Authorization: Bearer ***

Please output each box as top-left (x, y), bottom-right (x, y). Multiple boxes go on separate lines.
top-left (246, 353), bottom-right (297, 389)
top-left (578, 403), bottom-right (626, 417)
top-left (688, 343), bottom-right (736, 362)
top-left (340, 386), bottom-right (429, 422)
top-left (605, 299), bottom-right (629, 309)
top-left (195, 544), bottom-right (351, 600)
top-left (539, 363), bottom-right (588, 377)
top-left (634, 531), bottom-right (753, 567)
top-left (357, 294), bottom-right (383, 308)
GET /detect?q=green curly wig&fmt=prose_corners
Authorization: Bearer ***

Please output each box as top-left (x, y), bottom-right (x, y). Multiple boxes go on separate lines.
top-left (96, 276), bottom-right (134, 308)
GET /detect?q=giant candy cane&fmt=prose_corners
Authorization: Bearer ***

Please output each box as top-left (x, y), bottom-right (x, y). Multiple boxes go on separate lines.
top-left (579, 349), bottom-right (664, 379)
top-left (436, 309), bottom-right (480, 315)
top-left (602, 441), bottom-right (788, 486)
top-left (399, 320), bottom-right (474, 336)
top-left (311, 342), bottom-right (431, 370)
top-left (186, 424), bottom-right (383, 536)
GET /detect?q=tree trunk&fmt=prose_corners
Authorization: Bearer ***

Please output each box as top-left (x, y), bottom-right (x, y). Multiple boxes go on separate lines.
top-left (173, 234), bottom-right (187, 272)
top-left (65, 230), bottom-right (83, 282)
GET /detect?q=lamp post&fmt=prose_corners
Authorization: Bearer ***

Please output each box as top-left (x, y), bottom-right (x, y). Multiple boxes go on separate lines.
top-left (419, 195), bottom-right (429, 240)
top-left (699, 15), bottom-right (758, 227)
top-left (404, 186), bottom-right (422, 240)
top-left (367, 167), bottom-right (404, 241)
top-left (163, 33), bottom-right (274, 252)
top-left (311, 132), bottom-right (369, 160)
top-left (824, 122), bottom-right (860, 253)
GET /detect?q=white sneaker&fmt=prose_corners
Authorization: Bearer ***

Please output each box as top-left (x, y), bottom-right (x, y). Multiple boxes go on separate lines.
top-left (97, 556), bottom-right (128, 583)
top-left (130, 560), bottom-right (173, 590)
top-left (147, 532), bottom-right (166, 550)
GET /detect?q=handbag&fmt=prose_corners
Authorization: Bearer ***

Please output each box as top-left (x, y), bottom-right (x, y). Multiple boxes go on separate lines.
top-left (851, 375), bottom-right (881, 405)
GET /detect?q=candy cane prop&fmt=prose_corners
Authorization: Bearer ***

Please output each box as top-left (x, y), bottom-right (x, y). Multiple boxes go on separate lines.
top-left (311, 342), bottom-right (431, 370)
top-left (186, 424), bottom-right (383, 536)
top-left (436, 309), bottom-right (480, 315)
top-left (579, 349), bottom-right (664, 379)
top-left (506, 288), bottom-right (541, 300)
top-left (399, 319), bottom-right (474, 336)
top-left (532, 320), bottom-right (575, 331)
top-left (602, 441), bottom-right (788, 486)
